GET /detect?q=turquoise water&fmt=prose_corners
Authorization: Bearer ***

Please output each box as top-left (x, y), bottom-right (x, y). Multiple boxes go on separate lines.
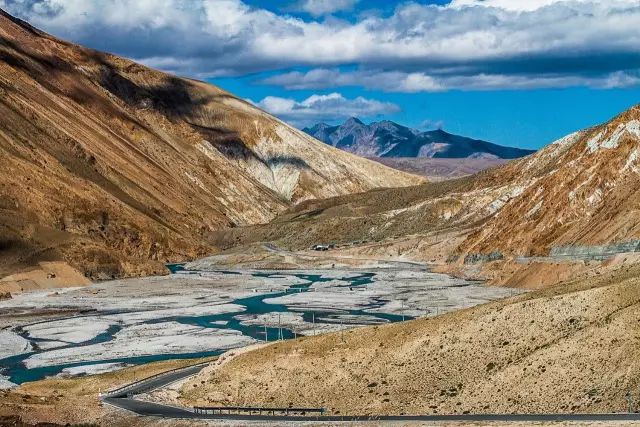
top-left (1, 268), bottom-right (410, 384)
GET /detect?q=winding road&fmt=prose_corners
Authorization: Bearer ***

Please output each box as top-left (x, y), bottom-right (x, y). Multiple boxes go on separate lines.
top-left (102, 362), bottom-right (640, 423)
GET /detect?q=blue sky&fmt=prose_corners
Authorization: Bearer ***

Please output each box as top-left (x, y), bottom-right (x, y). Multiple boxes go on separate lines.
top-left (215, 73), bottom-right (640, 150)
top-left (4, 0), bottom-right (640, 149)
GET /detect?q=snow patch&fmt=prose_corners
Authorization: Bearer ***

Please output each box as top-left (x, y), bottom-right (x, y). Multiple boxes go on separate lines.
top-left (586, 131), bottom-right (604, 153)
top-left (626, 120), bottom-right (640, 138)
top-left (552, 131), bottom-right (583, 147)
top-left (623, 149), bottom-right (639, 173)
top-left (486, 185), bottom-right (526, 215)
top-left (522, 131), bottom-right (583, 174)
top-left (587, 188), bottom-right (603, 205)
top-left (588, 121), bottom-right (640, 153)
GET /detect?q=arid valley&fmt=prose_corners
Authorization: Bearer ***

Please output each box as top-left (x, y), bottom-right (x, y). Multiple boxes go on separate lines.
top-left (2, 2), bottom-right (640, 426)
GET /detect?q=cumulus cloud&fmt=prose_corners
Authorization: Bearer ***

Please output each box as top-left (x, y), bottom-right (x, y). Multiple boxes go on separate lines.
top-left (418, 119), bottom-right (445, 131)
top-left (2, 0), bottom-right (640, 90)
top-left (294, 0), bottom-right (359, 16)
top-left (252, 93), bottom-right (400, 126)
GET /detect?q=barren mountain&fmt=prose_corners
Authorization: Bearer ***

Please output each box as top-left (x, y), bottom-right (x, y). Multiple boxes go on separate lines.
top-left (213, 106), bottom-right (640, 264)
top-left (460, 105), bottom-right (640, 257)
top-left (304, 117), bottom-right (535, 159)
top-left (180, 109), bottom-right (640, 409)
top-left (0, 10), bottom-right (421, 282)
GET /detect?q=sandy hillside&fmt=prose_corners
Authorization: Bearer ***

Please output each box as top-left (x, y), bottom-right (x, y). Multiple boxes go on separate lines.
top-left (181, 262), bottom-right (640, 416)
top-left (0, 9), bottom-right (422, 283)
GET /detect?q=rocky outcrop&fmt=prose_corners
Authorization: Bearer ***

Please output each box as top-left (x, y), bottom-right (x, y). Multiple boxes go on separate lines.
top-left (463, 251), bottom-right (503, 265)
top-left (459, 106), bottom-right (640, 257)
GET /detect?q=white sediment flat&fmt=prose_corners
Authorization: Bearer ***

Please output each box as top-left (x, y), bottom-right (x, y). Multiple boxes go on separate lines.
top-left (32, 340), bottom-right (72, 351)
top-left (235, 312), bottom-right (305, 329)
top-left (263, 269), bottom-right (520, 318)
top-left (99, 303), bottom-right (246, 325)
top-left (0, 329), bottom-right (31, 360)
top-left (24, 321), bottom-right (256, 369)
top-left (0, 375), bottom-right (17, 390)
top-left (25, 317), bottom-right (115, 346)
top-left (2, 268), bottom-right (520, 375)
top-left (234, 311), bottom-right (387, 337)
top-left (263, 289), bottom-right (374, 311)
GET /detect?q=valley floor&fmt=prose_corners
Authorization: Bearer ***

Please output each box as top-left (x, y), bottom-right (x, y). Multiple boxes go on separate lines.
top-left (1, 250), bottom-right (638, 426)
top-left (0, 255), bottom-right (518, 425)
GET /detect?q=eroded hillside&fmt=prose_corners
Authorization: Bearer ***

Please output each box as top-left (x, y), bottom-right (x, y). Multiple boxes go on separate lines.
top-left (0, 9), bottom-right (421, 282)
top-left (460, 106), bottom-right (640, 256)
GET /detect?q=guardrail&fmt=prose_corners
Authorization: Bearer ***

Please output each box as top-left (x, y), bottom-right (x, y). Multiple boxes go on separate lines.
top-left (194, 406), bottom-right (325, 416)
top-left (102, 361), bottom-right (210, 398)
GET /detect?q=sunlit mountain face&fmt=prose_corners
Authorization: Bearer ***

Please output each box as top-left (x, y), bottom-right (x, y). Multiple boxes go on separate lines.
top-left (3, 0), bottom-right (639, 150)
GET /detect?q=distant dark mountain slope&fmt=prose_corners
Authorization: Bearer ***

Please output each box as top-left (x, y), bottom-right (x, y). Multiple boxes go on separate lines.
top-left (304, 118), bottom-right (535, 159)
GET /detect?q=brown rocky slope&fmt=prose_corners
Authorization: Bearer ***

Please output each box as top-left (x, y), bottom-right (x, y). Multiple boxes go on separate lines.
top-left (0, 9), bottom-right (421, 281)
top-left (460, 105), bottom-right (640, 257)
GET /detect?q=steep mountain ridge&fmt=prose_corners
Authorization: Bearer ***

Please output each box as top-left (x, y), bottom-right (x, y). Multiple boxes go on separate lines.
top-left (459, 105), bottom-right (640, 257)
top-left (304, 118), bottom-right (535, 159)
top-left (0, 9), bottom-right (422, 280)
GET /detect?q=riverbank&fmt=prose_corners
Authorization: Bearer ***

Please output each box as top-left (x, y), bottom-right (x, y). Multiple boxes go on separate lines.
top-left (0, 265), bottom-right (517, 387)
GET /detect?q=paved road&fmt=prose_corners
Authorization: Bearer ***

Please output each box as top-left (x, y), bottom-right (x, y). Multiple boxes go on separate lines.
top-left (103, 362), bottom-right (640, 423)
top-left (103, 363), bottom-right (208, 398)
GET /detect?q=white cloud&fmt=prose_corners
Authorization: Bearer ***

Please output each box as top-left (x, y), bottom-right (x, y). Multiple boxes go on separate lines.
top-left (419, 119), bottom-right (445, 130)
top-left (295, 0), bottom-right (359, 16)
top-left (2, 0), bottom-right (640, 90)
top-left (253, 92), bottom-right (400, 126)
top-left (450, 0), bottom-right (640, 12)
top-left (261, 69), bottom-right (444, 92)
top-left (261, 69), bottom-right (640, 92)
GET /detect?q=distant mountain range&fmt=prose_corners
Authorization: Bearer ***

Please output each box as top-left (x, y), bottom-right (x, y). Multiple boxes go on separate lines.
top-left (304, 117), bottom-right (535, 159)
